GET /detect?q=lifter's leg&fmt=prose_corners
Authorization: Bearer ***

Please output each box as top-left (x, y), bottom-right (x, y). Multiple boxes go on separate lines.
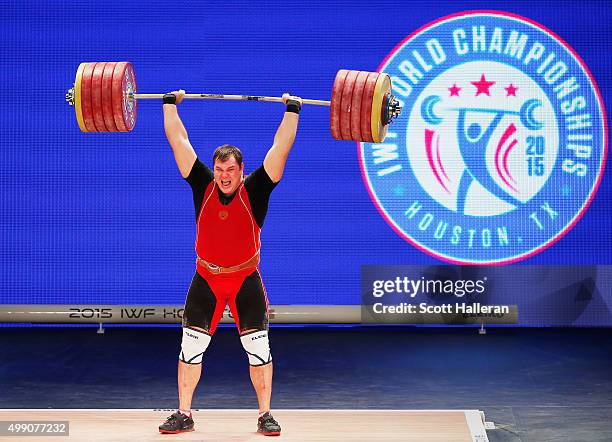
top-left (177, 326), bottom-right (211, 411)
top-left (160, 272), bottom-right (219, 434)
top-left (176, 271), bottom-right (220, 411)
top-left (159, 325), bottom-right (211, 434)
top-left (249, 357), bottom-right (273, 413)
top-left (178, 326), bottom-right (207, 411)
top-left (241, 328), bottom-right (280, 436)
top-left (240, 328), bottom-right (274, 412)
top-left (234, 271), bottom-right (280, 435)
top-left (178, 360), bottom-right (201, 411)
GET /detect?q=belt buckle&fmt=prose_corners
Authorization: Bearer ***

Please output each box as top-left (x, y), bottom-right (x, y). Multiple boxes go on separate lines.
top-left (207, 263), bottom-right (221, 274)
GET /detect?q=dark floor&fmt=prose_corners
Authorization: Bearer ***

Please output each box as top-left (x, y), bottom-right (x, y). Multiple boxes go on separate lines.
top-left (1, 326), bottom-right (611, 441)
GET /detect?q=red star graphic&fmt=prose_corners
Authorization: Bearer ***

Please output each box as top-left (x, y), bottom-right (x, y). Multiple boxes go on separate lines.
top-left (505, 83), bottom-right (518, 97)
top-left (448, 84), bottom-right (461, 97)
top-left (471, 74), bottom-right (495, 96)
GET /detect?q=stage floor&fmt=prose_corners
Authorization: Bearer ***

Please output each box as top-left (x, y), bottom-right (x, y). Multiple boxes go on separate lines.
top-left (0, 409), bottom-right (489, 442)
top-left (2, 327), bottom-right (612, 441)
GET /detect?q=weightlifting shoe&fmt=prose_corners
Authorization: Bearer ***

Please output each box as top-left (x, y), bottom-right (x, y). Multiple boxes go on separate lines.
top-left (158, 411), bottom-right (195, 434)
top-left (257, 411), bottom-right (281, 436)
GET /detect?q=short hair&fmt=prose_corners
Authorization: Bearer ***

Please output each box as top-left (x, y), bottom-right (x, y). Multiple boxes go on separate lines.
top-left (213, 144), bottom-right (243, 166)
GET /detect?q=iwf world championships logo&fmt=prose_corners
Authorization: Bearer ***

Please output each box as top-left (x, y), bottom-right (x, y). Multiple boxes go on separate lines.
top-left (359, 11), bottom-right (607, 264)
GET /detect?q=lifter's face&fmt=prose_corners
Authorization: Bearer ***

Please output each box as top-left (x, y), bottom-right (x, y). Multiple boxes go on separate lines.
top-left (214, 157), bottom-right (244, 195)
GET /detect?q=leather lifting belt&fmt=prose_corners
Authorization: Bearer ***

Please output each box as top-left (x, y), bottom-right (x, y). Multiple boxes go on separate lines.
top-left (196, 252), bottom-right (260, 275)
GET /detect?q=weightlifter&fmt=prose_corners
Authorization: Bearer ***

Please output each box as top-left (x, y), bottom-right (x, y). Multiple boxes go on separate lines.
top-left (158, 89), bottom-right (301, 436)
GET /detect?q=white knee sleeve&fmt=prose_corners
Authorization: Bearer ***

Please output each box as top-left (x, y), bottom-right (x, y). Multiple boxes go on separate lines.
top-left (179, 327), bottom-right (212, 364)
top-left (240, 330), bottom-right (272, 366)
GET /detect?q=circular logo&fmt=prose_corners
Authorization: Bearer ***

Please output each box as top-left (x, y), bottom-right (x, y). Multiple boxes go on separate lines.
top-left (218, 210), bottom-right (229, 221)
top-left (359, 11), bottom-right (607, 264)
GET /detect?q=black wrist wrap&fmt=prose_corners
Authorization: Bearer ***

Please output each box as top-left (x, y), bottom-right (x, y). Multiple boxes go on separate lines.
top-left (163, 94), bottom-right (177, 105)
top-left (285, 99), bottom-right (301, 114)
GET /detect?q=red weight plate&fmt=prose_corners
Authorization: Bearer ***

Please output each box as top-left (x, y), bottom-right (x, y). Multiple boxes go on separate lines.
top-left (91, 62), bottom-right (108, 132)
top-left (339, 70), bottom-right (359, 140)
top-left (349, 71), bottom-right (369, 141)
top-left (122, 63), bottom-right (137, 131)
top-left (330, 70), bottom-right (349, 140)
top-left (101, 62), bottom-right (118, 132)
top-left (80, 63), bottom-right (97, 132)
top-left (112, 62), bottom-right (137, 132)
top-left (360, 72), bottom-right (379, 143)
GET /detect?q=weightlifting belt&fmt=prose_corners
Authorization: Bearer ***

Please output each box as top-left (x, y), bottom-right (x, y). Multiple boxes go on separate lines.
top-left (197, 252), bottom-right (260, 275)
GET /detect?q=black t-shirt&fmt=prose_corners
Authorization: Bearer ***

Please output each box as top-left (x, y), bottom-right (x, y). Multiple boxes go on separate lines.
top-left (185, 158), bottom-right (278, 228)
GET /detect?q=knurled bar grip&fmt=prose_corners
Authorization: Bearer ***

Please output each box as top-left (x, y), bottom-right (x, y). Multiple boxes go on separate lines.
top-left (133, 93), bottom-right (330, 106)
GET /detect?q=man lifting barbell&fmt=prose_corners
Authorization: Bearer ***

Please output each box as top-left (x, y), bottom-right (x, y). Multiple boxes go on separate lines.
top-left (65, 61), bottom-right (402, 437)
top-left (156, 89), bottom-right (302, 436)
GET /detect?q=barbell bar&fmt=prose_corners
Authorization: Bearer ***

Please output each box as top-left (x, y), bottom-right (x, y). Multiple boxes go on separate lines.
top-left (133, 93), bottom-right (330, 106)
top-left (66, 61), bottom-right (402, 143)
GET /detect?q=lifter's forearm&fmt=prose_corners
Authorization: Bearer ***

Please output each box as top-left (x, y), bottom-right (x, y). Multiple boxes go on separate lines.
top-left (272, 111), bottom-right (299, 152)
top-left (264, 111), bottom-right (299, 182)
top-left (163, 104), bottom-right (189, 145)
top-left (163, 102), bottom-right (196, 178)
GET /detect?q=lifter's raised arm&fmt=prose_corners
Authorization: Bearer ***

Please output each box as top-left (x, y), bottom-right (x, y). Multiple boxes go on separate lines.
top-left (263, 93), bottom-right (302, 183)
top-left (163, 90), bottom-right (197, 178)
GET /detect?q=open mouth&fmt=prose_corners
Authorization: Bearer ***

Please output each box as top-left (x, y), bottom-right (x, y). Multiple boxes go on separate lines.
top-left (221, 180), bottom-right (232, 189)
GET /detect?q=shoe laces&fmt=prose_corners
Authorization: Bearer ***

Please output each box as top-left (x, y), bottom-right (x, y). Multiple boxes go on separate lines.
top-left (165, 413), bottom-right (181, 424)
top-left (261, 414), bottom-right (278, 425)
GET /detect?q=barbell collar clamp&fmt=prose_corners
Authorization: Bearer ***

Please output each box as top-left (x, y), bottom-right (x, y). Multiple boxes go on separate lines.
top-left (66, 88), bottom-right (75, 106)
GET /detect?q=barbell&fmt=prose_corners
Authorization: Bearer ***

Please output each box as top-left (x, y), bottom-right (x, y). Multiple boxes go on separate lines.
top-left (65, 62), bottom-right (402, 143)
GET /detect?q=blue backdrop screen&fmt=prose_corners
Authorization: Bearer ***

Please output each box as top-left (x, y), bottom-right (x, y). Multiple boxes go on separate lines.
top-left (1, 1), bottom-right (610, 324)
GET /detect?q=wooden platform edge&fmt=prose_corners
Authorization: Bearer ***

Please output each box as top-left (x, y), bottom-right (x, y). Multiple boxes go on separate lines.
top-left (0, 409), bottom-right (490, 442)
